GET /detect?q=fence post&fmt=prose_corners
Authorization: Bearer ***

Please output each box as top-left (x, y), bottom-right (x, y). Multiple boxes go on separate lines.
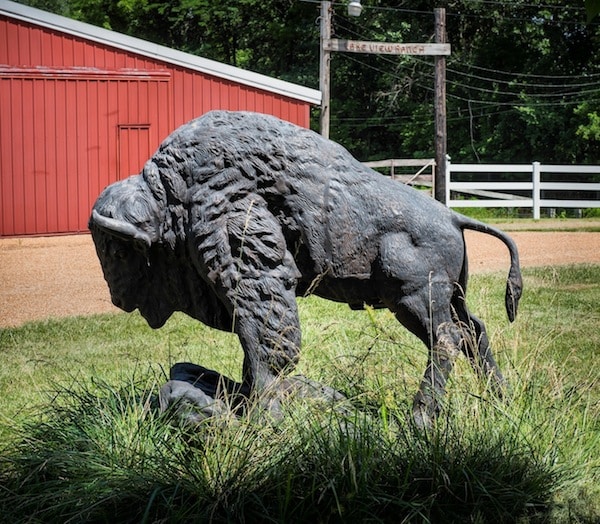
top-left (532, 161), bottom-right (541, 219)
top-left (445, 156), bottom-right (451, 205)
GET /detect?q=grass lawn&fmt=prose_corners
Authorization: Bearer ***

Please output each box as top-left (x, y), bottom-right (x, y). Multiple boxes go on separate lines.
top-left (0, 265), bottom-right (598, 522)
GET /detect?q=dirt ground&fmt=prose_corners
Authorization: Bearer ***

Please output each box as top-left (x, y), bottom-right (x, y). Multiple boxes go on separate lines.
top-left (1, 220), bottom-right (599, 328)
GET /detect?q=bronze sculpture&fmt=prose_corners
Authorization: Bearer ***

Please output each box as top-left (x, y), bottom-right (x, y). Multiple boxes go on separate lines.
top-left (90, 111), bottom-right (522, 426)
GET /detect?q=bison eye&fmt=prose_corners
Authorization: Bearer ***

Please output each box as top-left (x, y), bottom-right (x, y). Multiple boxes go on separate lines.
top-left (113, 248), bottom-right (128, 260)
top-left (107, 241), bottom-right (131, 261)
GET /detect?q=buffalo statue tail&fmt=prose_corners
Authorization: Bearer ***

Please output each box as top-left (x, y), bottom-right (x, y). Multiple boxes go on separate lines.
top-left (456, 216), bottom-right (523, 322)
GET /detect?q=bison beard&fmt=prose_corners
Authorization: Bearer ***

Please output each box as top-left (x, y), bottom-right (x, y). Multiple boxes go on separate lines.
top-left (89, 110), bottom-right (522, 428)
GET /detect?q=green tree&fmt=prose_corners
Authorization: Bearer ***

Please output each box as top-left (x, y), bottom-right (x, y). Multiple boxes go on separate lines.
top-left (587, 0), bottom-right (600, 22)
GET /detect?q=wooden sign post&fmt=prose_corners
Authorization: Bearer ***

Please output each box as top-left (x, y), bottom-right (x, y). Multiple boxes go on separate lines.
top-left (433, 8), bottom-right (448, 203)
top-left (319, 3), bottom-right (449, 202)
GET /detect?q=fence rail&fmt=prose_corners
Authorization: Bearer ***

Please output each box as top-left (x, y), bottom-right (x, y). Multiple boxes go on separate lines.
top-left (446, 161), bottom-right (600, 219)
top-left (363, 158), bottom-right (435, 193)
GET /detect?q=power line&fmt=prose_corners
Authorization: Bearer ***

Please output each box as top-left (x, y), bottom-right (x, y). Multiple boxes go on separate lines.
top-left (331, 32), bottom-right (600, 104)
top-left (460, 0), bottom-right (586, 12)
top-left (407, 55), bottom-right (600, 91)
top-left (329, 0), bottom-right (589, 16)
top-left (445, 78), bottom-right (600, 99)
top-left (327, 0), bottom-right (600, 27)
top-left (448, 60), bottom-right (600, 80)
top-left (339, 52), bottom-right (599, 110)
top-left (446, 66), bottom-right (600, 89)
top-left (335, 16), bottom-right (599, 88)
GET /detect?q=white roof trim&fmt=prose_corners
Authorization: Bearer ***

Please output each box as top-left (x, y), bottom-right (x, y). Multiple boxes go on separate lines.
top-left (1, 0), bottom-right (321, 105)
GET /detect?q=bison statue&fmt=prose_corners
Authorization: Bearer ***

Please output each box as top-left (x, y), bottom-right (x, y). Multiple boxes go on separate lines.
top-left (89, 110), bottom-right (522, 426)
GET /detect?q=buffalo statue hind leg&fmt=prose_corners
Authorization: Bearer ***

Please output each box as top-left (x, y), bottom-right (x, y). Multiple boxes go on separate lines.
top-left (393, 278), bottom-right (464, 429)
top-left (407, 281), bottom-right (507, 428)
top-left (453, 301), bottom-right (507, 398)
top-left (378, 235), bottom-right (506, 429)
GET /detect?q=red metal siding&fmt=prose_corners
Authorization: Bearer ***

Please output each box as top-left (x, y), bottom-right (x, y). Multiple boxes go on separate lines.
top-left (0, 15), bottom-right (312, 236)
top-left (118, 125), bottom-right (150, 180)
top-left (1, 70), bottom-right (172, 235)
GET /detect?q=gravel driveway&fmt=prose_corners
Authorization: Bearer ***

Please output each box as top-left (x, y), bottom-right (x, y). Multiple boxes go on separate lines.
top-left (1, 220), bottom-right (599, 328)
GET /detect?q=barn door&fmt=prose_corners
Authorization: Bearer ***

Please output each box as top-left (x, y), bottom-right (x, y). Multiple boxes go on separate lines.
top-left (118, 125), bottom-right (151, 180)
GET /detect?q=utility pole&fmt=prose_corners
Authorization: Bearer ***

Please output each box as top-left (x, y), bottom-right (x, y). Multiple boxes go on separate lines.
top-left (434, 8), bottom-right (447, 203)
top-left (319, 3), bottom-right (449, 203)
top-left (319, 1), bottom-right (332, 139)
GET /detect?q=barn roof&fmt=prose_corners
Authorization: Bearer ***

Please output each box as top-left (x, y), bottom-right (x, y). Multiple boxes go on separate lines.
top-left (1, 0), bottom-right (321, 105)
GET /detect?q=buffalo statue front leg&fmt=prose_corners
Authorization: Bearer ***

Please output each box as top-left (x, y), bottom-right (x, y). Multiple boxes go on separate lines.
top-left (191, 192), bottom-right (301, 412)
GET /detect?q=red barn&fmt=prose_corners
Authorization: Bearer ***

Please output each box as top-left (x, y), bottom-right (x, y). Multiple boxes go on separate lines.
top-left (0, 1), bottom-right (320, 237)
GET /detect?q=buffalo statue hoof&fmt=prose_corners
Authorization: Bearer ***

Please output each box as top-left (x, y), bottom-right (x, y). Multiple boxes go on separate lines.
top-left (158, 362), bottom-right (347, 427)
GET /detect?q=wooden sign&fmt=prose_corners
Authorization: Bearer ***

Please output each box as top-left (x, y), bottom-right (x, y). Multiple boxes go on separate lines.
top-left (324, 39), bottom-right (450, 56)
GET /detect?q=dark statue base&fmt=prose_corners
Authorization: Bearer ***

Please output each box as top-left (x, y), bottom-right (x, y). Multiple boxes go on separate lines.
top-left (159, 362), bottom-right (347, 426)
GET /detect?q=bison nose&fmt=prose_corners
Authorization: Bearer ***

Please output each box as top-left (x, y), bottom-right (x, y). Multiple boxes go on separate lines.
top-left (111, 294), bottom-right (134, 312)
top-left (111, 295), bottom-right (123, 308)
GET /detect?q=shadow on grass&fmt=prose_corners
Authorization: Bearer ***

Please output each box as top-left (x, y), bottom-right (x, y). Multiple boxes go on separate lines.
top-left (0, 375), bottom-right (560, 524)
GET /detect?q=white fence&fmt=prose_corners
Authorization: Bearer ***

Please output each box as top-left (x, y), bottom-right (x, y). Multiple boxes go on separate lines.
top-left (446, 161), bottom-right (600, 219)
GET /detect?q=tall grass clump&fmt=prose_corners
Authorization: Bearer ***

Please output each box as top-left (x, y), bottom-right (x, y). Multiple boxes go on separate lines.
top-left (1, 265), bottom-right (598, 522)
top-left (0, 371), bottom-right (564, 523)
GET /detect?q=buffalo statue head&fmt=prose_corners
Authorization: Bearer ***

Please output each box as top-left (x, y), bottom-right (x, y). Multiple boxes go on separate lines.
top-left (89, 175), bottom-right (179, 328)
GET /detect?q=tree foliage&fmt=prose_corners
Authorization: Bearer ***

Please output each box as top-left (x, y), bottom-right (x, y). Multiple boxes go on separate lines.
top-left (19, 0), bottom-right (600, 162)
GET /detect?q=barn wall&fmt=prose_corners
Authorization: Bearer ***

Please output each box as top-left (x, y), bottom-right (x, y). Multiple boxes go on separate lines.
top-left (0, 15), bottom-right (311, 236)
top-left (0, 69), bottom-right (172, 235)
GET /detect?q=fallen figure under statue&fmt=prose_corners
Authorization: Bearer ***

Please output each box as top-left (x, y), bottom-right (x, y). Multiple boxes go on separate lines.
top-left (89, 110), bottom-right (522, 428)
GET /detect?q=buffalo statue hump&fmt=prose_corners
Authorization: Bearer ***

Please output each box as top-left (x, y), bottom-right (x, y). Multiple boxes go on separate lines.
top-left (89, 110), bottom-right (522, 426)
